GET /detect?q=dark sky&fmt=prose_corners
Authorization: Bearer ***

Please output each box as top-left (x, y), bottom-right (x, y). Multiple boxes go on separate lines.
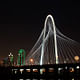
top-left (0, 1), bottom-right (80, 61)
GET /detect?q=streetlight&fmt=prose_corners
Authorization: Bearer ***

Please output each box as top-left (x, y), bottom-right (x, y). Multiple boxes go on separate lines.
top-left (30, 58), bottom-right (34, 65)
top-left (74, 56), bottom-right (79, 63)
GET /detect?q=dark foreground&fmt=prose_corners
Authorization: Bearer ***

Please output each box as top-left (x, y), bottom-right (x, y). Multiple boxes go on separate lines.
top-left (0, 63), bottom-right (80, 80)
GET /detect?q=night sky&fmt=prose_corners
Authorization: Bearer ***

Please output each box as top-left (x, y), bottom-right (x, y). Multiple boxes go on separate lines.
top-left (0, 1), bottom-right (80, 62)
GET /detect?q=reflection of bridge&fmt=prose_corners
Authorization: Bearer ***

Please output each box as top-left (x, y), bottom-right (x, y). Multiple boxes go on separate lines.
top-left (26, 14), bottom-right (80, 65)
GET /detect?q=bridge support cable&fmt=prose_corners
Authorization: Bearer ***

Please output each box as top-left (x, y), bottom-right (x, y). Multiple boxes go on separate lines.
top-left (26, 14), bottom-right (80, 65)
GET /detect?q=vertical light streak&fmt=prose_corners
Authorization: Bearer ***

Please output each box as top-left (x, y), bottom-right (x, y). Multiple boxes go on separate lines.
top-left (40, 14), bottom-right (59, 65)
top-left (40, 21), bottom-right (46, 65)
top-left (50, 15), bottom-right (59, 64)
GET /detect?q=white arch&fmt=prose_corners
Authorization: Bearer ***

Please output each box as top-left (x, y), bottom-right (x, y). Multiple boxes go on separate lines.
top-left (40, 14), bottom-right (59, 65)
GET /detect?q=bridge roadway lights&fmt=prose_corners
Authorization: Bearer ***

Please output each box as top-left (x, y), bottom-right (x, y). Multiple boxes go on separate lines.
top-left (0, 63), bottom-right (80, 79)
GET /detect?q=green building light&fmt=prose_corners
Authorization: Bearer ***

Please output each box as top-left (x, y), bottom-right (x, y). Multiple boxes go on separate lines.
top-left (17, 49), bottom-right (26, 66)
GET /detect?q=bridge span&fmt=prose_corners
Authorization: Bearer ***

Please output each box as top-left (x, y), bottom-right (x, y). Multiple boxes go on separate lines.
top-left (0, 63), bottom-right (80, 79)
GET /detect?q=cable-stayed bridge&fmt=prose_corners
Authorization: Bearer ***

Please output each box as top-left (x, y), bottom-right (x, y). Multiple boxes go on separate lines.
top-left (26, 14), bottom-right (80, 65)
top-left (1, 15), bottom-right (80, 79)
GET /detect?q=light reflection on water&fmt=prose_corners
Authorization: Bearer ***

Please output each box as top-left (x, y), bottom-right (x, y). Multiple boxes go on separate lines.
top-left (8, 78), bottom-right (77, 80)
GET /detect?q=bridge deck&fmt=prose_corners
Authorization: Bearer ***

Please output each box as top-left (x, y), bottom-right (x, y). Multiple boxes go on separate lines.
top-left (0, 63), bottom-right (80, 79)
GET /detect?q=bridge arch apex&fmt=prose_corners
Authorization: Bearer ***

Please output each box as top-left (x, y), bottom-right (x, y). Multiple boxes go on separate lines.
top-left (40, 14), bottom-right (59, 65)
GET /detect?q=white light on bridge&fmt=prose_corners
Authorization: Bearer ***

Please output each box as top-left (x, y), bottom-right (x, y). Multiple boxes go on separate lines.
top-left (40, 68), bottom-right (46, 75)
top-left (19, 79), bottom-right (24, 80)
top-left (72, 78), bottom-right (74, 80)
top-left (58, 68), bottom-right (62, 71)
top-left (65, 66), bottom-right (68, 69)
top-left (20, 69), bottom-right (24, 74)
top-left (76, 66), bottom-right (80, 69)
top-left (26, 69), bottom-right (31, 72)
top-left (33, 69), bottom-right (38, 72)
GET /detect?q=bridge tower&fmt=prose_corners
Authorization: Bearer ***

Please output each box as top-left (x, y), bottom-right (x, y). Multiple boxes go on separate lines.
top-left (40, 15), bottom-right (59, 65)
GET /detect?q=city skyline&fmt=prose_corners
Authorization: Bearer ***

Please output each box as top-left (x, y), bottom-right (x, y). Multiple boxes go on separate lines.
top-left (0, 1), bottom-right (80, 62)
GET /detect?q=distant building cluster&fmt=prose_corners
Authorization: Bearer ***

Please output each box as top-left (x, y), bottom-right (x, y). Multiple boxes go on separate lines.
top-left (0, 53), bottom-right (14, 66)
top-left (0, 49), bottom-right (26, 66)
